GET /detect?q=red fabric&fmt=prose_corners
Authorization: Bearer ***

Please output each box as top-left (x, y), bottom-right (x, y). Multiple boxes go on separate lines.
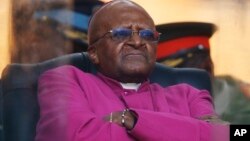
top-left (157, 36), bottom-right (210, 59)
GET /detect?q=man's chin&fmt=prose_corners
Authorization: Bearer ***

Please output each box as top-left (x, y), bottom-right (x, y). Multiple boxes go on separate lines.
top-left (122, 67), bottom-right (150, 77)
top-left (120, 72), bottom-right (148, 83)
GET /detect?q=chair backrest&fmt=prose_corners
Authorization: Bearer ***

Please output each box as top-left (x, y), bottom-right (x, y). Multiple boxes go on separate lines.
top-left (0, 79), bottom-right (3, 141)
top-left (1, 52), bottom-right (211, 141)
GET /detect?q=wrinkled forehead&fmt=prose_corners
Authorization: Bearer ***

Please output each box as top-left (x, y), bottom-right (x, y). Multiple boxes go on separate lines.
top-left (88, 0), bottom-right (155, 44)
top-left (90, 1), bottom-right (147, 21)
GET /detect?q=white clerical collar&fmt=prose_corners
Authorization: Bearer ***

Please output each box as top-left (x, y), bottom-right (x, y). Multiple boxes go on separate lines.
top-left (120, 82), bottom-right (141, 91)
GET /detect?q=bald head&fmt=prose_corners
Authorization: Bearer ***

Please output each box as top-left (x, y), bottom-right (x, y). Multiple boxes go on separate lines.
top-left (86, 0), bottom-right (158, 83)
top-left (88, 0), bottom-right (155, 45)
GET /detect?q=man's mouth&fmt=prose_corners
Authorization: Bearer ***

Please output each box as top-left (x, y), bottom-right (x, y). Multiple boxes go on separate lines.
top-left (124, 51), bottom-right (146, 57)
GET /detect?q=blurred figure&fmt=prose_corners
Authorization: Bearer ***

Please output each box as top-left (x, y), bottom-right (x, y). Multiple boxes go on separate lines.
top-left (11, 0), bottom-right (73, 63)
top-left (10, 0), bottom-right (104, 63)
top-left (156, 22), bottom-right (250, 124)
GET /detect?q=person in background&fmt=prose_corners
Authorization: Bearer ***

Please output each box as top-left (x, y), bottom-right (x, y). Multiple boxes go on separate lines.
top-left (156, 22), bottom-right (250, 124)
top-left (10, 0), bottom-right (104, 63)
top-left (11, 0), bottom-right (73, 63)
top-left (35, 1), bottom-right (228, 141)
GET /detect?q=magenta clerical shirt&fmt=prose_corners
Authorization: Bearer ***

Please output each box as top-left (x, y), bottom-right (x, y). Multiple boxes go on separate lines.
top-left (35, 65), bottom-right (229, 141)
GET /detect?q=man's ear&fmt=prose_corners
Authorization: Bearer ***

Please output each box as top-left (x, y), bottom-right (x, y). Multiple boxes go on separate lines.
top-left (87, 46), bottom-right (99, 64)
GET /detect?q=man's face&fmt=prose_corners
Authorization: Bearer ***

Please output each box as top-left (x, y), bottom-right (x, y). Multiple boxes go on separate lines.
top-left (88, 2), bottom-right (158, 83)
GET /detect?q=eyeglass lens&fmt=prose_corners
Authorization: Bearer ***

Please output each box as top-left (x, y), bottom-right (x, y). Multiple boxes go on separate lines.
top-left (111, 28), bottom-right (160, 42)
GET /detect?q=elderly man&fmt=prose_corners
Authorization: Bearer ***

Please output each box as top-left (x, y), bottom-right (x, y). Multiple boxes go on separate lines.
top-left (35, 0), bottom-right (228, 141)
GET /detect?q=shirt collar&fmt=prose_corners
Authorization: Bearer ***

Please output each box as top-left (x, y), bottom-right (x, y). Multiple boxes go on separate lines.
top-left (120, 82), bottom-right (141, 91)
top-left (96, 72), bottom-right (150, 92)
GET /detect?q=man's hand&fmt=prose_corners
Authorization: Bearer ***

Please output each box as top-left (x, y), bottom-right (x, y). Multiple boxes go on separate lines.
top-left (103, 109), bottom-right (137, 130)
top-left (199, 115), bottom-right (229, 124)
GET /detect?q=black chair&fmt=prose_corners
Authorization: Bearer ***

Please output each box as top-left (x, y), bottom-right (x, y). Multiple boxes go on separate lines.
top-left (1, 52), bottom-right (211, 141)
top-left (0, 79), bottom-right (3, 141)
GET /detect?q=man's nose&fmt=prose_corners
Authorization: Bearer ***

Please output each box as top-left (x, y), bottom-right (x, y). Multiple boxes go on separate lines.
top-left (128, 31), bottom-right (144, 47)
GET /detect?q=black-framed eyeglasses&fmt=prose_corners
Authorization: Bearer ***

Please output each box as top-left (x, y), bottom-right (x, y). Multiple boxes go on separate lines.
top-left (91, 27), bottom-right (161, 45)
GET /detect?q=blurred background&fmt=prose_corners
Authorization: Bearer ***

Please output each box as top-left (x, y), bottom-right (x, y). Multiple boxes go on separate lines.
top-left (0, 0), bottom-right (249, 83)
top-left (0, 0), bottom-right (250, 138)
top-left (0, 0), bottom-right (250, 140)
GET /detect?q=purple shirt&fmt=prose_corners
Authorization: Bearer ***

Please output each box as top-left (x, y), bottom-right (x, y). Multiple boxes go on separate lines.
top-left (35, 65), bottom-right (229, 141)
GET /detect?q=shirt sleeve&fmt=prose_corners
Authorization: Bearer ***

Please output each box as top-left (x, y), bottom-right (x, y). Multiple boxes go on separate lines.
top-left (128, 85), bottom-right (229, 141)
top-left (35, 67), bottom-right (131, 141)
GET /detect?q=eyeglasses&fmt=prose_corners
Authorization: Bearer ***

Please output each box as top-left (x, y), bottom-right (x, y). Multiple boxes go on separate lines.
top-left (92, 27), bottom-right (161, 45)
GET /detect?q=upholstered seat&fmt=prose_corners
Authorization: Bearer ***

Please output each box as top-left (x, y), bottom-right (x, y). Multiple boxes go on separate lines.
top-left (0, 79), bottom-right (3, 141)
top-left (1, 52), bottom-right (211, 141)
